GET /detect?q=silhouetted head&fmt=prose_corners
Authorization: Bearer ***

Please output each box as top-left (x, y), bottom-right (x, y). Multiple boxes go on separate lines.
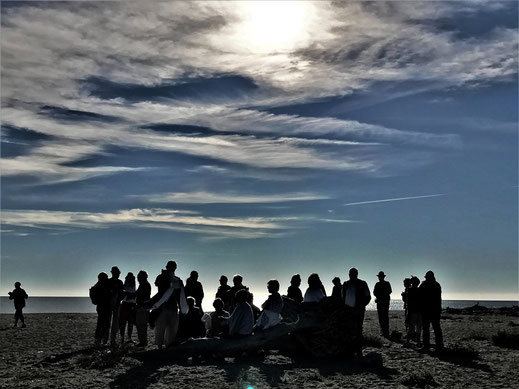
top-left (14, 281), bottom-right (21, 288)
top-left (377, 271), bottom-right (386, 280)
top-left (290, 274), bottom-right (301, 287)
top-left (332, 277), bottom-right (341, 286)
top-left (349, 268), bottom-right (358, 281)
top-left (425, 270), bottom-right (435, 281)
top-left (246, 291), bottom-right (254, 304)
top-left (233, 274), bottom-right (243, 286)
top-left (235, 288), bottom-right (248, 304)
top-left (98, 272), bottom-right (108, 281)
top-left (166, 260), bottom-right (177, 272)
top-left (111, 266), bottom-right (121, 279)
top-left (219, 275), bottom-right (228, 285)
top-left (308, 273), bottom-right (322, 289)
top-left (267, 279), bottom-right (280, 293)
top-left (403, 278), bottom-right (412, 288)
top-left (137, 270), bottom-right (148, 283)
top-left (213, 298), bottom-right (224, 311)
top-left (190, 270), bottom-right (198, 281)
top-left (124, 272), bottom-right (135, 286)
top-left (411, 276), bottom-right (420, 287)
top-left (187, 296), bottom-right (196, 308)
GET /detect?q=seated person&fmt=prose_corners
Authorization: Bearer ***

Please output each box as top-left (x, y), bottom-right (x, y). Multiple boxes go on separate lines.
top-left (227, 289), bottom-right (254, 337)
top-left (205, 298), bottom-right (230, 337)
top-left (178, 297), bottom-right (206, 340)
top-left (246, 291), bottom-right (261, 322)
top-left (255, 279), bottom-right (284, 330)
top-left (303, 273), bottom-right (326, 303)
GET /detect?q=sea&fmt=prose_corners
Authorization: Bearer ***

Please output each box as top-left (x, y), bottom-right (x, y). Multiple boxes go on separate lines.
top-left (0, 297), bottom-right (517, 314)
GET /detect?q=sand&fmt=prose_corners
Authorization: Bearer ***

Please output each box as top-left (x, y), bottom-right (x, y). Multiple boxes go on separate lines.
top-left (1, 309), bottom-right (518, 388)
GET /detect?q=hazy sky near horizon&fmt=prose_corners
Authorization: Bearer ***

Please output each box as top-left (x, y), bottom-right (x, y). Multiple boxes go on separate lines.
top-left (1, 1), bottom-right (517, 306)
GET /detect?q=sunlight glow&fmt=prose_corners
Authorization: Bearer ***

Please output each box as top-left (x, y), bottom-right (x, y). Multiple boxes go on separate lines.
top-left (238, 1), bottom-right (311, 53)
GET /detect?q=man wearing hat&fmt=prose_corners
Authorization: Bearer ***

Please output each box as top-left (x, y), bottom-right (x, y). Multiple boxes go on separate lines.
top-left (108, 266), bottom-right (124, 347)
top-left (373, 271), bottom-right (392, 338)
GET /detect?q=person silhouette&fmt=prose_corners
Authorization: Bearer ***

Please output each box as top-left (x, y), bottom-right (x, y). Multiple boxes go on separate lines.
top-left (185, 270), bottom-right (204, 312)
top-left (303, 273), bottom-right (325, 302)
top-left (108, 266), bottom-right (124, 347)
top-left (331, 277), bottom-right (342, 302)
top-left (119, 272), bottom-right (137, 345)
top-left (402, 277), bottom-right (412, 334)
top-left (373, 271), bottom-right (392, 338)
top-left (286, 274), bottom-right (303, 303)
top-left (9, 282), bottom-right (28, 328)
top-left (205, 298), bottom-right (229, 337)
top-left (150, 260), bottom-right (189, 349)
top-left (135, 270), bottom-right (151, 347)
top-left (342, 268), bottom-right (371, 358)
top-left (90, 272), bottom-right (111, 346)
top-left (418, 270), bottom-right (443, 352)
top-left (178, 297), bottom-right (205, 340)
top-left (405, 276), bottom-right (422, 347)
top-left (255, 279), bottom-right (284, 330)
top-left (215, 275), bottom-right (232, 311)
top-left (227, 289), bottom-right (254, 337)
top-left (227, 274), bottom-right (248, 312)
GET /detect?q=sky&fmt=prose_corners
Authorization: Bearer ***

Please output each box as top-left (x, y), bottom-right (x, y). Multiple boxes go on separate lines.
top-left (1, 1), bottom-right (517, 309)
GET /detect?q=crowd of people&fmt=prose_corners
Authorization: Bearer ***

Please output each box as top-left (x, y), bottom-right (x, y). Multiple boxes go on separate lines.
top-left (6, 261), bottom-right (444, 356)
top-left (85, 260), bottom-right (444, 355)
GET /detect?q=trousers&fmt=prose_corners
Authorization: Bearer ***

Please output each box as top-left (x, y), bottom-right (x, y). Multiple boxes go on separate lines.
top-left (155, 307), bottom-right (179, 347)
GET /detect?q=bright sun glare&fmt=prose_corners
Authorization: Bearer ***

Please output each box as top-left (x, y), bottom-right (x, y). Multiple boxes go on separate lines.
top-left (239, 1), bottom-right (311, 53)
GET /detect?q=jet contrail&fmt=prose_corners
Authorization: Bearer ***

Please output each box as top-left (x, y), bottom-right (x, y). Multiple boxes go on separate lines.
top-left (344, 193), bottom-right (445, 206)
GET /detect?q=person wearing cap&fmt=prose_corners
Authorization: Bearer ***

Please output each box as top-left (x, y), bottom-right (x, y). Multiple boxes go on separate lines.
top-left (342, 268), bottom-right (371, 358)
top-left (8, 281), bottom-right (28, 328)
top-left (108, 266), bottom-right (124, 347)
top-left (373, 271), bottom-right (392, 338)
top-left (418, 270), bottom-right (443, 352)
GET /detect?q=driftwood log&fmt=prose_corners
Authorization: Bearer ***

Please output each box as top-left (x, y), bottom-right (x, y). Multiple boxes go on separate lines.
top-left (133, 297), bottom-right (358, 361)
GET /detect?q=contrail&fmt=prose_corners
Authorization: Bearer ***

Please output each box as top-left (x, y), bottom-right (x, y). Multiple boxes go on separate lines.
top-left (344, 193), bottom-right (445, 206)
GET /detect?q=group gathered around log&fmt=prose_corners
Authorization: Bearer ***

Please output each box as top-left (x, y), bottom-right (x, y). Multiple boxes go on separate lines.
top-left (86, 260), bottom-right (444, 358)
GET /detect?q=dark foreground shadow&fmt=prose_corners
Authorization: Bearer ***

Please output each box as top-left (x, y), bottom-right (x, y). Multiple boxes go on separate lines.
top-left (109, 352), bottom-right (399, 389)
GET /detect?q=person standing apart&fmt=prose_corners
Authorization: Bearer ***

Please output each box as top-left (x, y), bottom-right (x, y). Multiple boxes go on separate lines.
top-left (373, 271), bottom-right (392, 338)
top-left (419, 270), bottom-right (444, 352)
top-left (342, 268), bottom-right (371, 358)
top-left (108, 266), bottom-right (124, 347)
top-left (135, 270), bottom-right (151, 347)
top-left (152, 260), bottom-right (189, 349)
top-left (9, 282), bottom-right (28, 328)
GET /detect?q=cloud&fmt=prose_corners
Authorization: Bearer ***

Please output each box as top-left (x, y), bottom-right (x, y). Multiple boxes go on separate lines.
top-left (144, 191), bottom-right (330, 204)
top-left (344, 193), bottom-right (445, 206)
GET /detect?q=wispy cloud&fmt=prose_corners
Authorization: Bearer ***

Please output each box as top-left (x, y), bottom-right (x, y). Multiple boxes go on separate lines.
top-left (344, 193), bottom-right (445, 206)
top-left (143, 191), bottom-right (330, 204)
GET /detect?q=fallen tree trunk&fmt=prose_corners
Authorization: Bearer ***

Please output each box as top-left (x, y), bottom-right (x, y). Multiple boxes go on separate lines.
top-left (133, 297), bottom-right (358, 361)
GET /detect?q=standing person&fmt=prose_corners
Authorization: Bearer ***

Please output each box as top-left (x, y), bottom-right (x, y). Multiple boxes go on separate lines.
top-left (185, 270), bottom-right (204, 312)
top-left (286, 274), bottom-right (303, 303)
top-left (108, 266), bottom-right (124, 347)
top-left (151, 260), bottom-right (189, 349)
top-left (227, 274), bottom-right (248, 312)
top-left (331, 277), bottom-right (342, 302)
top-left (216, 275), bottom-right (231, 310)
top-left (255, 279), bottom-right (284, 330)
top-left (119, 272), bottom-right (137, 345)
top-left (342, 268), bottom-right (371, 358)
top-left (373, 271), bottom-right (392, 338)
top-left (401, 277), bottom-right (412, 335)
top-left (419, 271), bottom-right (444, 352)
top-left (405, 276), bottom-right (422, 347)
top-left (135, 270), bottom-right (151, 347)
top-left (90, 272), bottom-right (111, 347)
top-left (9, 282), bottom-right (28, 328)
top-left (303, 273), bottom-right (325, 302)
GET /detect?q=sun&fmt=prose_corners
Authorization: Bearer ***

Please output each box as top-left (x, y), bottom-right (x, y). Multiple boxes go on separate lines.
top-left (237, 1), bottom-right (311, 53)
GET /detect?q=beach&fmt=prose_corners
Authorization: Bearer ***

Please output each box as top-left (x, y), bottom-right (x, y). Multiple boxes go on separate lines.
top-left (1, 308), bottom-right (518, 388)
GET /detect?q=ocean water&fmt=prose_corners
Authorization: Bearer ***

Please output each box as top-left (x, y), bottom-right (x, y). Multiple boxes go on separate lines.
top-left (0, 296), bottom-right (517, 314)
